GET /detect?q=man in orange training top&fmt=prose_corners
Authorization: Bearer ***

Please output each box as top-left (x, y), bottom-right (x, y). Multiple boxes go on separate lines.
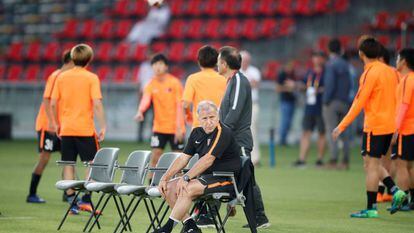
top-left (51, 44), bottom-right (106, 214)
top-left (392, 48), bottom-right (414, 211)
top-left (26, 50), bottom-right (73, 203)
top-left (182, 45), bottom-right (226, 128)
top-left (135, 53), bottom-right (185, 179)
top-left (332, 38), bottom-right (407, 218)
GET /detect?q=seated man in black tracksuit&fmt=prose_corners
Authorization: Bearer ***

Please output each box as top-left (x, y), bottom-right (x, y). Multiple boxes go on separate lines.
top-left (153, 101), bottom-right (241, 233)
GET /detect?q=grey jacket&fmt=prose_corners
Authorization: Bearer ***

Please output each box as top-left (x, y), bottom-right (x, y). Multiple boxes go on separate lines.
top-left (322, 55), bottom-right (352, 105)
top-left (220, 71), bottom-right (253, 151)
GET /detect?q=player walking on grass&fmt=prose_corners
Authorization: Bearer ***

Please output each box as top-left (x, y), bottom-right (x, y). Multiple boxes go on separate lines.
top-left (26, 50), bottom-right (73, 203)
top-left (332, 38), bottom-right (407, 218)
top-left (392, 48), bottom-right (414, 211)
top-left (135, 54), bottom-right (185, 178)
top-left (51, 44), bottom-right (106, 214)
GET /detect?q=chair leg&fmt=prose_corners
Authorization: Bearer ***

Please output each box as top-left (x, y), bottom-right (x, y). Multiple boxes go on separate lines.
top-left (144, 199), bottom-right (158, 233)
top-left (213, 203), bottom-right (226, 233)
top-left (87, 194), bottom-right (112, 232)
top-left (57, 191), bottom-right (80, 230)
top-left (113, 195), bottom-right (132, 232)
top-left (118, 196), bottom-right (132, 232)
top-left (157, 202), bottom-right (169, 229)
top-left (89, 196), bottom-right (102, 230)
top-left (83, 193), bottom-right (105, 232)
top-left (149, 199), bottom-right (162, 226)
top-left (119, 196), bottom-right (143, 233)
top-left (145, 199), bottom-right (170, 233)
top-left (113, 196), bottom-right (136, 233)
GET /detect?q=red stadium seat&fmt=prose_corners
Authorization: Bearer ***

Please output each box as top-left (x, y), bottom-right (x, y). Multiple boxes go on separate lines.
top-left (170, 66), bottom-right (185, 79)
top-left (393, 11), bottom-right (411, 30)
top-left (43, 42), bottom-right (60, 62)
top-left (373, 11), bottom-right (390, 30)
top-left (167, 19), bottom-right (186, 39)
top-left (334, 0), bottom-right (349, 13)
top-left (185, 42), bottom-right (204, 62)
top-left (276, 0), bottom-right (293, 16)
top-left (114, 42), bottom-right (130, 62)
top-left (57, 19), bottom-right (77, 38)
top-left (131, 67), bottom-right (140, 83)
top-left (168, 42), bottom-right (186, 62)
top-left (113, 66), bottom-right (129, 83)
top-left (96, 42), bottom-right (113, 62)
top-left (131, 0), bottom-right (148, 17)
top-left (293, 0), bottom-right (313, 16)
top-left (42, 65), bottom-right (57, 81)
top-left (239, 0), bottom-right (256, 16)
top-left (262, 60), bottom-right (281, 80)
top-left (317, 35), bottom-right (330, 52)
top-left (222, 0), bottom-right (238, 16)
top-left (80, 19), bottom-right (96, 39)
top-left (187, 19), bottom-right (203, 39)
top-left (171, 0), bottom-right (185, 16)
top-left (258, 0), bottom-right (275, 16)
top-left (115, 20), bottom-right (133, 38)
top-left (62, 42), bottom-right (76, 52)
top-left (242, 19), bottom-right (259, 40)
top-left (203, 19), bottom-right (221, 39)
top-left (278, 18), bottom-right (295, 36)
top-left (260, 18), bottom-right (277, 38)
top-left (0, 65), bottom-right (5, 82)
top-left (113, 0), bottom-right (129, 16)
top-left (25, 41), bottom-right (41, 61)
top-left (203, 0), bottom-right (220, 16)
top-left (222, 19), bottom-right (239, 39)
top-left (24, 65), bottom-right (40, 82)
top-left (151, 41), bottom-right (167, 53)
top-left (377, 35), bottom-right (391, 47)
top-left (338, 35), bottom-right (352, 50)
top-left (185, 0), bottom-right (203, 16)
top-left (131, 44), bottom-right (148, 61)
top-left (314, 0), bottom-right (331, 14)
top-left (97, 19), bottom-right (114, 39)
top-left (6, 65), bottom-right (23, 82)
top-left (96, 66), bottom-right (111, 82)
top-left (7, 42), bottom-right (24, 61)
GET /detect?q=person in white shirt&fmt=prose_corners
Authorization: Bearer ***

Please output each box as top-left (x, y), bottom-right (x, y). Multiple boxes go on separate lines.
top-left (240, 50), bottom-right (262, 166)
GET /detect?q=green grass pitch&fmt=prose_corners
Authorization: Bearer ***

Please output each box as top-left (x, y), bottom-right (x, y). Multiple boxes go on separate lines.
top-left (0, 140), bottom-right (412, 233)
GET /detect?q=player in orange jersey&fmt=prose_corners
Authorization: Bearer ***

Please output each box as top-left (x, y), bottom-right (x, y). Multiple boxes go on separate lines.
top-left (135, 54), bottom-right (185, 180)
top-left (27, 50), bottom-right (73, 203)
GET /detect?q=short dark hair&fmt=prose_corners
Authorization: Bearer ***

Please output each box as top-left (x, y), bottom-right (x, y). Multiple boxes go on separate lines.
top-left (62, 49), bottom-right (71, 64)
top-left (328, 38), bottom-right (341, 54)
top-left (359, 38), bottom-right (382, 59)
top-left (198, 45), bottom-right (218, 68)
top-left (71, 44), bottom-right (93, 67)
top-left (399, 48), bottom-right (414, 71)
top-left (380, 45), bottom-right (390, 65)
top-left (150, 53), bottom-right (169, 66)
top-left (219, 46), bottom-right (241, 70)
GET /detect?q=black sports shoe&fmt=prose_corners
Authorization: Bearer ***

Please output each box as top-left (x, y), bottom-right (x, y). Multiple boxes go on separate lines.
top-left (315, 159), bottom-right (324, 167)
top-left (196, 214), bottom-right (215, 229)
top-left (183, 219), bottom-right (203, 233)
top-left (243, 217), bottom-right (271, 229)
top-left (292, 160), bottom-right (306, 168)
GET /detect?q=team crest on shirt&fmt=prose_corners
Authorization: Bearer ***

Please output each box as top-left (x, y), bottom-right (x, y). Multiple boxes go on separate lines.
top-left (207, 139), bottom-right (211, 146)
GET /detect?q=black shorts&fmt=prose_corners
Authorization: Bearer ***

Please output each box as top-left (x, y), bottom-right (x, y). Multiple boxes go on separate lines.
top-left (198, 174), bottom-right (234, 195)
top-left (302, 114), bottom-right (325, 133)
top-left (150, 133), bottom-right (184, 151)
top-left (61, 136), bottom-right (99, 162)
top-left (37, 130), bottom-right (61, 153)
top-left (361, 132), bottom-right (392, 158)
top-left (391, 134), bottom-right (414, 161)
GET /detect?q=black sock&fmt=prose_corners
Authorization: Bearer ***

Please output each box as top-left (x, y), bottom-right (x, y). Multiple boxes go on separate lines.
top-left (367, 191), bottom-right (377, 210)
top-left (82, 193), bottom-right (91, 203)
top-left (410, 189), bottom-right (414, 203)
top-left (382, 176), bottom-right (398, 195)
top-left (29, 173), bottom-right (41, 196)
top-left (160, 217), bottom-right (178, 232)
top-left (378, 185), bottom-right (385, 195)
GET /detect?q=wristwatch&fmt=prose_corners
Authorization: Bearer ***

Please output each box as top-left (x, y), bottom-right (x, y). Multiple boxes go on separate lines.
top-left (182, 175), bottom-right (191, 182)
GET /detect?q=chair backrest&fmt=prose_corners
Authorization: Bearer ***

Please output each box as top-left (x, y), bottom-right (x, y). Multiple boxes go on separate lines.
top-left (121, 150), bottom-right (151, 186)
top-left (186, 154), bottom-right (199, 169)
top-left (151, 152), bottom-right (181, 186)
top-left (89, 147), bottom-right (120, 183)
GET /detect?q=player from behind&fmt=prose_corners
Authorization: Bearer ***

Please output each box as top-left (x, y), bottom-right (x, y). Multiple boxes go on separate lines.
top-left (182, 45), bottom-right (226, 128)
top-left (51, 44), bottom-right (106, 214)
top-left (393, 48), bottom-right (414, 211)
top-left (134, 54), bottom-right (185, 179)
top-left (26, 50), bottom-right (73, 203)
top-left (332, 38), bottom-right (406, 218)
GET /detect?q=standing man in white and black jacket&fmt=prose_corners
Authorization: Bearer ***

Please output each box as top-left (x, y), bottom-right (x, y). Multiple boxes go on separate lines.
top-left (217, 46), bottom-right (270, 228)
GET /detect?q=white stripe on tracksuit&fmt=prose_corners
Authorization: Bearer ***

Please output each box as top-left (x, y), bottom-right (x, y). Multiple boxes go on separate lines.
top-left (232, 73), bottom-right (241, 110)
